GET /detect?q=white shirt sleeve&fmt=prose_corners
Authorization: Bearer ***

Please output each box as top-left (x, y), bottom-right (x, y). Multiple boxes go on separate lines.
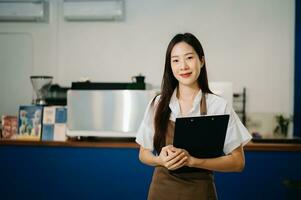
top-left (135, 97), bottom-right (157, 151)
top-left (223, 103), bottom-right (252, 155)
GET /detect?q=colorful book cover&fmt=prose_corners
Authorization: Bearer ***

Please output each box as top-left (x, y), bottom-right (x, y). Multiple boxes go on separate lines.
top-left (42, 106), bottom-right (67, 141)
top-left (17, 105), bottom-right (43, 141)
top-left (1, 115), bottom-right (18, 139)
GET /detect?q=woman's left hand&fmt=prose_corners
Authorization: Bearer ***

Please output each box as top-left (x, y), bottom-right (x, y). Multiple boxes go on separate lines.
top-left (164, 146), bottom-right (188, 170)
top-left (172, 147), bottom-right (194, 168)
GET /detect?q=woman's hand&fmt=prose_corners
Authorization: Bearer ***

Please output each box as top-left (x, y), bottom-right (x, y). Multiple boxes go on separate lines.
top-left (157, 145), bottom-right (188, 170)
top-left (180, 148), bottom-right (196, 167)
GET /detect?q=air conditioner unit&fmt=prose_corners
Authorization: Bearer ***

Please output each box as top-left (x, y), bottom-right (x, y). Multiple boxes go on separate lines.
top-left (0, 0), bottom-right (48, 22)
top-left (63, 0), bottom-right (124, 21)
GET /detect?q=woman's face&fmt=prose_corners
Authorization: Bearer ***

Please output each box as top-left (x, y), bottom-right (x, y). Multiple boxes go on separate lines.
top-left (170, 42), bottom-right (204, 88)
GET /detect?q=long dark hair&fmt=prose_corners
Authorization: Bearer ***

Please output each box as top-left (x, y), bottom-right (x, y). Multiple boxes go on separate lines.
top-left (153, 33), bottom-right (212, 154)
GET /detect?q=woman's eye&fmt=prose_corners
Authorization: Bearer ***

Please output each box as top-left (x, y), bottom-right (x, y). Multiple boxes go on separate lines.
top-left (187, 56), bottom-right (193, 60)
top-left (172, 59), bottom-right (179, 63)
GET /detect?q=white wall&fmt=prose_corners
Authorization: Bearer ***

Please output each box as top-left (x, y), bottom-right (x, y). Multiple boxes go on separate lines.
top-left (0, 0), bottom-right (295, 128)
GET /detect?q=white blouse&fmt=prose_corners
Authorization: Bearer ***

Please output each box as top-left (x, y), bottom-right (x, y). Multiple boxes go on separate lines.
top-left (135, 89), bottom-right (252, 155)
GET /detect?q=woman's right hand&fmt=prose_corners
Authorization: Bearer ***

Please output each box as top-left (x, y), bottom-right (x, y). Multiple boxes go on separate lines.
top-left (157, 145), bottom-right (188, 170)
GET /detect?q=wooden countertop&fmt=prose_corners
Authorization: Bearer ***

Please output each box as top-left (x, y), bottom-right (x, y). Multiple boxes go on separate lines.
top-left (1, 139), bottom-right (301, 151)
top-left (244, 142), bottom-right (301, 151)
top-left (0, 139), bottom-right (138, 148)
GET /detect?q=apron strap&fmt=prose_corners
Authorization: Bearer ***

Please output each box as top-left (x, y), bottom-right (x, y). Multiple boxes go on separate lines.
top-left (200, 92), bottom-right (207, 115)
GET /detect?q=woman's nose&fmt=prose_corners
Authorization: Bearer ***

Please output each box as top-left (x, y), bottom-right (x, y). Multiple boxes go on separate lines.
top-left (180, 60), bottom-right (189, 70)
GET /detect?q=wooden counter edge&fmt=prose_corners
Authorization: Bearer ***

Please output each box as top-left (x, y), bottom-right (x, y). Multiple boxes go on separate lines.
top-left (244, 141), bottom-right (301, 151)
top-left (0, 139), bottom-right (139, 148)
top-left (1, 140), bottom-right (301, 151)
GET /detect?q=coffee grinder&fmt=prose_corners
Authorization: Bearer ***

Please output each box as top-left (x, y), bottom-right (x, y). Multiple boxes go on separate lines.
top-left (30, 76), bottom-right (53, 105)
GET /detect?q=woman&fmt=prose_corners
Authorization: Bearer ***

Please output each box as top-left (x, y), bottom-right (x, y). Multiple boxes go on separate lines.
top-left (136, 33), bottom-right (252, 200)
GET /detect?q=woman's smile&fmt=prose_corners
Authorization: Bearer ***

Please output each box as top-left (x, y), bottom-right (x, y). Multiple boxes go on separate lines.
top-left (179, 72), bottom-right (192, 78)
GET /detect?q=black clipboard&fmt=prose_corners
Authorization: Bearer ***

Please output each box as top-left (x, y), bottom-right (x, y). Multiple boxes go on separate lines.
top-left (172, 114), bottom-right (229, 173)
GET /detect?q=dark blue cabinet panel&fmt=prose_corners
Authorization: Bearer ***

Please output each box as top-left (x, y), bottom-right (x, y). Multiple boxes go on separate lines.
top-left (0, 146), bottom-right (153, 200)
top-left (215, 151), bottom-right (301, 200)
top-left (0, 146), bottom-right (300, 200)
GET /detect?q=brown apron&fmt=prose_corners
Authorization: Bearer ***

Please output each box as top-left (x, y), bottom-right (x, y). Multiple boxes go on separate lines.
top-left (147, 93), bottom-right (218, 200)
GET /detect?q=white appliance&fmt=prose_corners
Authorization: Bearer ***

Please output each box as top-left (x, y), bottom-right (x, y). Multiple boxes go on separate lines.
top-left (66, 90), bottom-right (157, 138)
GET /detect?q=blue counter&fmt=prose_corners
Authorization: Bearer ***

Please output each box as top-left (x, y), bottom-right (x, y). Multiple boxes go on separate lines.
top-left (0, 141), bottom-right (300, 200)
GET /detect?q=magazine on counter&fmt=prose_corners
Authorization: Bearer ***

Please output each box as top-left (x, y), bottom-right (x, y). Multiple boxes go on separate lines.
top-left (17, 105), bottom-right (43, 141)
top-left (42, 106), bottom-right (67, 141)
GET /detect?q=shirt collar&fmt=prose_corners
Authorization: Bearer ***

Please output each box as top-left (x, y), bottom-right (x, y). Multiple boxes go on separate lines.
top-left (169, 88), bottom-right (203, 117)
